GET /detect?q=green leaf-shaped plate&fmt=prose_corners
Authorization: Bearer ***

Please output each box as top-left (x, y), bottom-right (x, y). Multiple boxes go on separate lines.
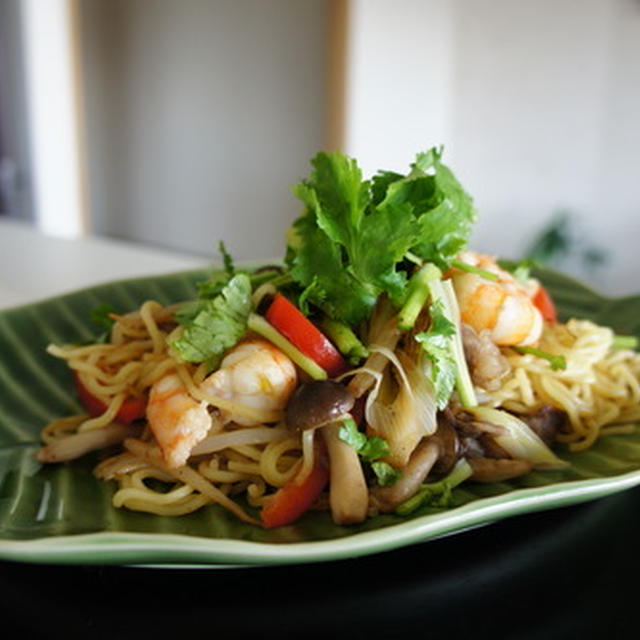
top-left (1, 268), bottom-right (639, 566)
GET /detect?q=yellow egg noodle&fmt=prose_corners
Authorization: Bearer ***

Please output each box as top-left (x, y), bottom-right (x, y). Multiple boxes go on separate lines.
top-left (486, 320), bottom-right (640, 451)
top-left (41, 301), bottom-right (310, 523)
top-left (35, 149), bottom-right (640, 527)
top-left (39, 296), bottom-right (640, 522)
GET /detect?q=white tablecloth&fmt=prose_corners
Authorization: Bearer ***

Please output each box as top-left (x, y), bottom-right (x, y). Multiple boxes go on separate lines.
top-left (0, 219), bottom-right (209, 310)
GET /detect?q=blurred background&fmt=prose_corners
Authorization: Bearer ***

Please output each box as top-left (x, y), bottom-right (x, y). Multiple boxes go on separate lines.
top-left (0, 0), bottom-right (638, 293)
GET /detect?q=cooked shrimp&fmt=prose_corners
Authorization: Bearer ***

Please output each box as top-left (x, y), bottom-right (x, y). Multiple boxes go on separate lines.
top-left (450, 251), bottom-right (543, 347)
top-left (146, 340), bottom-right (296, 467)
top-left (147, 373), bottom-right (212, 468)
top-left (200, 338), bottom-right (297, 426)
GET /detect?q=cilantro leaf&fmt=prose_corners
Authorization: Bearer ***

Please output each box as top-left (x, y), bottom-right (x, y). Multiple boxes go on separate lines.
top-left (359, 433), bottom-right (391, 462)
top-left (219, 240), bottom-right (235, 277)
top-left (415, 300), bottom-right (458, 409)
top-left (171, 273), bottom-right (252, 368)
top-left (88, 303), bottom-right (116, 343)
top-left (90, 303), bottom-right (116, 332)
top-left (294, 152), bottom-right (369, 249)
top-left (287, 148), bottom-right (475, 326)
top-left (380, 147), bottom-right (477, 269)
top-left (338, 418), bottom-right (400, 486)
top-left (497, 258), bottom-right (541, 286)
top-left (188, 242), bottom-right (238, 304)
top-left (338, 418), bottom-right (391, 462)
top-left (338, 417), bottom-right (368, 451)
top-left (354, 201), bottom-right (417, 303)
top-left (370, 461), bottom-right (400, 487)
top-left (288, 151), bottom-right (418, 325)
top-left (370, 170), bottom-right (403, 205)
top-left (288, 214), bottom-right (378, 324)
top-left (193, 271), bottom-right (231, 303)
top-left (396, 458), bottom-right (473, 515)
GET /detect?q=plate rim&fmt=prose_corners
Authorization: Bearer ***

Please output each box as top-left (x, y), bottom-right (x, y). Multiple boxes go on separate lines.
top-left (2, 468), bottom-right (639, 566)
top-left (1, 266), bottom-right (639, 567)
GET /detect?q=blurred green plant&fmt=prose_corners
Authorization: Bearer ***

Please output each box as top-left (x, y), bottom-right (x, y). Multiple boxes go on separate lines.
top-left (523, 211), bottom-right (608, 272)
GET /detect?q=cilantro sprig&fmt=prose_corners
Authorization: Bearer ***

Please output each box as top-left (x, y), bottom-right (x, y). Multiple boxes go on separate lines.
top-left (612, 335), bottom-right (638, 350)
top-left (83, 303), bottom-right (117, 344)
top-left (286, 148), bottom-right (476, 326)
top-left (415, 300), bottom-right (458, 409)
top-left (89, 303), bottom-right (116, 341)
top-left (338, 418), bottom-right (399, 486)
top-left (396, 458), bottom-right (473, 515)
top-left (512, 345), bottom-right (567, 371)
top-left (171, 273), bottom-right (252, 369)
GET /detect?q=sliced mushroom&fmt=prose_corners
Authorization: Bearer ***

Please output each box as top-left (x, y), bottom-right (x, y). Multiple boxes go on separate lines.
top-left (467, 457), bottom-right (533, 483)
top-left (37, 423), bottom-right (143, 463)
top-left (436, 409), bottom-right (492, 466)
top-left (431, 419), bottom-right (461, 475)
top-left (437, 408), bottom-right (535, 482)
top-left (322, 423), bottom-right (369, 524)
top-left (370, 440), bottom-right (440, 513)
top-left (371, 417), bottom-right (466, 512)
top-left (459, 435), bottom-right (485, 459)
top-left (477, 433), bottom-right (512, 459)
top-left (443, 408), bottom-right (505, 438)
top-left (460, 323), bottom-right (510, 391)
top-left (285, 380), bottom-right (366, 524)
top-left (285, 380), bottom-right (355, 431)
top-left (516, 406), bottom-right (567, 448)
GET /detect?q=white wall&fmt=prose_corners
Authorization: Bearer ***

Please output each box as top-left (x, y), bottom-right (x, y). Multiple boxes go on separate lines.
top-left (79, 0), bottom-right (640, 294)
top-left (344, 0), bottom-right (640, 295)
top-left (81, 0), bottom-right (328, 262)
top-left (344, 0), bottom-right (454, 175)
top-left (20, 0), bottom-right (86, 237)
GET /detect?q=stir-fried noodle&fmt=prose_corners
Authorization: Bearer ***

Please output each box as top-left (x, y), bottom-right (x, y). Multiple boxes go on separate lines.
top-left (486, 320), bottom-right (640, 451)
top-left (41, 301), bottom-right (312, 521)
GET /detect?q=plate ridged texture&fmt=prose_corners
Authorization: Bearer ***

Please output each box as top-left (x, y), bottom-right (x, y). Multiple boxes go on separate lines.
top-left (1, 267), bottom-right (639, 564)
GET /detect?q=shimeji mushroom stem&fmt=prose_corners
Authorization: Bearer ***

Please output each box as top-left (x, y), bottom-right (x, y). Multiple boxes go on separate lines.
top-left (322, 422), bottom-right (369, 525)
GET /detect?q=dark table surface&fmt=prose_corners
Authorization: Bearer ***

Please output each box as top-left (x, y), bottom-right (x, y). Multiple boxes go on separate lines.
top-left (1, 485), bottom-right (638, 639)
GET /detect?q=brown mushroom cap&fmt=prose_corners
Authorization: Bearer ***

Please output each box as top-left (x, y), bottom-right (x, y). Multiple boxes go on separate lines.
top-left (285, 380), bottom-right (355, 430)
top-left (431, 420), bottom-right (461, 475)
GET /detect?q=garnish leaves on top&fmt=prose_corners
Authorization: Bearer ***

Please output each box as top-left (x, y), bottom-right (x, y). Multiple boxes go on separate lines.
top-left (286, 147), bottom-right (476, 326)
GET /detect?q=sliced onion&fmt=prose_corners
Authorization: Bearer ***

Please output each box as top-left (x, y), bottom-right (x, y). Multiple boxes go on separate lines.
top-left (466, 406), bottom-right (568, 469)
top-left (191, 426), bottom-right (291, 455)
top-left (37, 423), bottom-right (143, 463)
top-left (123, 438), bottom-right (260, 525)
top-left (347, 297), bottom-right (401, 398)
top-left (295, 428), bottom-right (317, 484)
top-left (365, 347), bottom-right (438, 468)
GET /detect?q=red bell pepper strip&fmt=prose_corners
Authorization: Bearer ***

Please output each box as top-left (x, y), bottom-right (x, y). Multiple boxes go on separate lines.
top-left (264, 294), bottom-right (348, 377)
top-left (261, 440), bottom-right (329, 528)
top-left (73, 371), bottom-right (147, 424)
top-left (532, 284), bottom-right (557, 324)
